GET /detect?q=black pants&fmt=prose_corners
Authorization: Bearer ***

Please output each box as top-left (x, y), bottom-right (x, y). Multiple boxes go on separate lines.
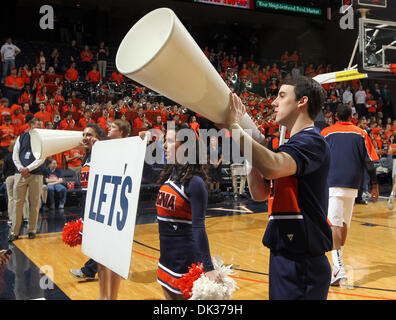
top-left (268, 252), bottom-right (331, 300)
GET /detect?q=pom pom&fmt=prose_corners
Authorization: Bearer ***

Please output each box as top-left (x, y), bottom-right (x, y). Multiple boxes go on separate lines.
top-left (177, 255), bottom-right (238, 300)
top-left (178, 263), bottom-right (204, 299)
top-left (62, 218), bottom-right (83, 247)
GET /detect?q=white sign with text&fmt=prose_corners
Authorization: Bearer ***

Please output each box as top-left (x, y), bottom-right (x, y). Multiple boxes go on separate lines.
top-left (82, 137), bottom-right (147, 279)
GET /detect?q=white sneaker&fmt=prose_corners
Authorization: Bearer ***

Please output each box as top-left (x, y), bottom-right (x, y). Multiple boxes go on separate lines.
top-left (330, 265), bottom-right (347, 286)
top-left (388, 192), bottom-right (394, 210)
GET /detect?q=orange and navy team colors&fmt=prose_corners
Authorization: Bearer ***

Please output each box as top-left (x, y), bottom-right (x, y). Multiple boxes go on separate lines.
top-left (321, 121), bottom-right (379, 189)
top-left (156, 175), bottom-right (214, 295)
top-left (263, 127), bottom-right (333, 257)
top-left (80, 153), bottom-right (91, 190)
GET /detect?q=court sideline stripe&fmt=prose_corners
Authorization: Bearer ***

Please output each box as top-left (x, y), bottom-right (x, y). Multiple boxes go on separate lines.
top-left (131, 243), bottom-right (396, 300)
top-left (133, 240), bottom-right (396, 300)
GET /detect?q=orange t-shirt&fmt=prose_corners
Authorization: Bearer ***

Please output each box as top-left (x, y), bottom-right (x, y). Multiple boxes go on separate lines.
top-left (59, 118), bottom-right (76, 130)
top-left (110, 72), bottom-right (124, 83)
top-left (4, 75), bottom-right (24, 89)
top-left (87, 70), bottom-right (101, 82)
top-left (11, 113), bottom-right (25, 135)
top-left (65, 68), bottom-right (78, 81)
top-left (0, 107), bottom-right (11, 125)
top-left (0, 124), bottom-right (15, 147)
top-left (78, 117), bottom-right (94, 129)
top-left (34, 111), bottom-right (52, 123)
top-left (81, 51), bottom-right (93, 62)
top-left (52, 152), bottom-right (65, 169)
top-left (66, 148), bottom-right (85, 167)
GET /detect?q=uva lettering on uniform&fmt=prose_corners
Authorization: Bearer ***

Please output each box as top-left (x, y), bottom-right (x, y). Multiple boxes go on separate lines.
top-left (88, 174), bottom-right (132, 231)
top-left (156, 191), bottom-right (176, 210)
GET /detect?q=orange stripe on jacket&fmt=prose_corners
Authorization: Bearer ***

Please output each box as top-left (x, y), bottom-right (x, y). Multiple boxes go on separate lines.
top-left (321, 122), bottom-right (379, 162)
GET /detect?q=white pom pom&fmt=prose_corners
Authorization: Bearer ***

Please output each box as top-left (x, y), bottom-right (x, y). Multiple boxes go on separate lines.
top-left (189, 255), bottom-right (238, 300)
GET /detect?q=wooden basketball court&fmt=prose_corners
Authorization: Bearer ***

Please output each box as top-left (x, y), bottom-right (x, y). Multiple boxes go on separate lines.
top-left (10, 199), bottom-right (396, 300)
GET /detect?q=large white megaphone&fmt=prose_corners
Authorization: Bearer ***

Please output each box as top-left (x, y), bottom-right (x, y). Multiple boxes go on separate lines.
top-left (116, 7), bottom-right (264, 143)
top-left (30, 129), bottom-right (83, 159)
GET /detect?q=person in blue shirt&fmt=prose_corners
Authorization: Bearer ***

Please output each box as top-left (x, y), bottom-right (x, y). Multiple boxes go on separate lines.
top-left (44, 159), bottom-right (67, 209)
top-left (220, 75), bottom-right (332, 300)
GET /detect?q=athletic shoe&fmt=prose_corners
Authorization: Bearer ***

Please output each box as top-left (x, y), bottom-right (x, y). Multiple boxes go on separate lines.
top-left (388, 192), bottom-right (394, 210)
top-left (330, 265), bottom-right (347, 286)
top-left (69, 269), bottom-right (95, 280)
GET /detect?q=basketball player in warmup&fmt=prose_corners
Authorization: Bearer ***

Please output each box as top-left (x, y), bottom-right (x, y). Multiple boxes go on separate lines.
top-left (220, 76), bottom-right (333, 300)
top-left (321, 104), bottom-right (379, 286)
top-left (142, 123), bottom-right (221, 300)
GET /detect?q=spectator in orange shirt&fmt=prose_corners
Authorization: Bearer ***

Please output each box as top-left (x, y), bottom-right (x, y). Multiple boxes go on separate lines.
top-left (86, 64), bottom-right (101, 83)
top-left (62, 98), bottom-right (77, 116)
top-left (97, 108), bottom-right (114, 133)
top-left (0, 98), bottom-right (11, 125)
top-left (384, 124), bottom-right (393, 141)
top-left (133, 106), bottom-right (150, 131)
top-left (36, 86), bottom-right (48, 105)
top-left (18, 114), bottom-right (33, 135)
top-left (280, 51), bottom-right (289, 65)
top-left (54, 87), bottom-right (65, 106)
top-left (80, 45), bottom-right (93, 76)
top-left (19, 64), bottom-right (31, 84)
top-left (0, 115), bottom-right (15, 158)
top-left (4, 66), bottom-right (24, 105)
top-left (270, 63), bottom-right (280, 77)
top-left (65, 62), bottom-right (79, 82)
top-left (366, 98), bottom-right (378, 116)
top-left (46, 96), bottom-right (58, 119)
top-left (11, 105), bottom-right (24, 135)
top-left (34, 103), bottom-right (52, 123)
top-left (189, 115), bottom-right (200, 134)
top-left (18, 84), bottom-right (34, 106)
top-left (78, 110), bottom-right (95, 129)
top-left (21, 102), bottom-right (33, 118)
top-left (109, 70), bottom-right (124, 84)
top-left (240, 64), bottom-right (250, 78)
top-left (290, 50), bottom-right (299, 63)
top-left (65, 147), bottom-right (85, 173)
top-left (59, 111), bottom-right (76, 130)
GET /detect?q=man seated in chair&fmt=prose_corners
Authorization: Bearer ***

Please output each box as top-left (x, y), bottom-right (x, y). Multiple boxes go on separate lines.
top-left (44, 159), bottom-right (67, 209)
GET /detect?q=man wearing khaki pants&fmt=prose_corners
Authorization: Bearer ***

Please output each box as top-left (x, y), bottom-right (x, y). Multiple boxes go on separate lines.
top-left (9, 117), bottom-right (46, 241)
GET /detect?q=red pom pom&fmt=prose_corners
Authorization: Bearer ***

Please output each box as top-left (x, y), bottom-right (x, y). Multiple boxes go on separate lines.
top-left (177, 262), bottom-right (204, 299)
top-left (62, 218), bottom-right (83, 247)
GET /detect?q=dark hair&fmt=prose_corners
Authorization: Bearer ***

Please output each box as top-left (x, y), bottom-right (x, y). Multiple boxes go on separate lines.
top-left (281, 75), bottom-right (325, 120)
top-left (86, 123), bottom-right (106, 140)
top-left (157, 123), bottom-right (210, 188)
top-left (25, 114), bottom-right (34, 123)
top-left (336, 104), bottom-right (352, 122)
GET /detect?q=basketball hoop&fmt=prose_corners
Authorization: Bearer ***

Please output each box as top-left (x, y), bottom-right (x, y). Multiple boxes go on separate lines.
top-left (390, 63), bottom-right (396, 73)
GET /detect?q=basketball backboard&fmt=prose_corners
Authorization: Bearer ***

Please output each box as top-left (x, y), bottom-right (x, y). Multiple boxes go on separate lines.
top-left (358, 17), bottom-right (396, 76)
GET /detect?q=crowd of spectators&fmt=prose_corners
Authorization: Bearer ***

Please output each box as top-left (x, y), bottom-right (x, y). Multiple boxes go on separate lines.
top-left (0, 37), bottom-right (394, 206)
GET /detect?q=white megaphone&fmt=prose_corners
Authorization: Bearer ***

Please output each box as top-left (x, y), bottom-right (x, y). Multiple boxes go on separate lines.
top-left (30, 129), bottom-right (83, 159)
top-left (116, 7), bottom-right (264, 143)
